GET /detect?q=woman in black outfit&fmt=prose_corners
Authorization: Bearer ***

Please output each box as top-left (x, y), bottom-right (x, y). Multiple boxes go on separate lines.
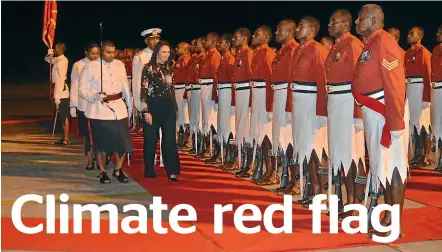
top-left (140, 41), bottom-right (181, 181)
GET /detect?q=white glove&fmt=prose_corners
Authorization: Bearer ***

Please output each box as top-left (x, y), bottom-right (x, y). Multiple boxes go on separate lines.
top-left (422, 102), bottom-right (430, 109)
top-left (70, 107), bottom-right (77, 118)
top-left (316, 116), bottom-right (327, 129)
top-left (286, 112), bottom-right (292, 124)
top-left (353, 118), bottom-right (364, 133)
top-left (54, 98), bottom-right (61, 106)
top-left (391, 130), bottom-right (404, 139)
top-left (267, 112), bottom-right (273, 122)
top-left (47, 49), bottom-right (54, 55)
top-left (230, 106), bottom-right (235, 115)
top-left (95, 92), bottom-right (104, 102)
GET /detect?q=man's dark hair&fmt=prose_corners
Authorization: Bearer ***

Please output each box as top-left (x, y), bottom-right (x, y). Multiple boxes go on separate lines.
top-left (85, 42), bottom-right (100, 52)
top-left (333, 9), bottom-right (353, 29)
top-left (221, 33), bottom-right (233, 43)
top-left (280, 19), bottom-right (297, 33)
top-left (102, 40), bottom-right (116, 49)
top-left (207, 32), bottom-right (220, 43)
top-left (302, 16), bottom-right (321, 37)
top-left (412, 26), bottom-right (425, 38)
top-left (55, 42), bottom-right (66, 53)
top-left (235, 27), bottom-right (251, 42)
top-left (259, 25), bottom-right (273, 42)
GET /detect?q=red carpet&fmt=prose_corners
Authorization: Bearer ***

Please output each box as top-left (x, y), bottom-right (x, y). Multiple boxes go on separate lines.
top-left (405, 168), bottom-right (442, 208)
top-left (3, 126), bottom-right (442, 251)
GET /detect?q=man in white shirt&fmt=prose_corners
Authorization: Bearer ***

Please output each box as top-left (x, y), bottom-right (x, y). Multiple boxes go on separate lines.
top-left (45, 42), bottom-right (70, 145)
top-left (79, 40), bottom-right (133, 184)
top-left (70, 42), bottom-right (100, 170)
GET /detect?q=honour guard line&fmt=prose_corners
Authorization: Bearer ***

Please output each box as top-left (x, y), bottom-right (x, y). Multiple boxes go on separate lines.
top-left (47, 3), bottom-right (442, 240)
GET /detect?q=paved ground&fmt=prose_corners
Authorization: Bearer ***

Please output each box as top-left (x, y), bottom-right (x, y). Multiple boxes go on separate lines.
top-left (1, 94), bottom-right (441, 251)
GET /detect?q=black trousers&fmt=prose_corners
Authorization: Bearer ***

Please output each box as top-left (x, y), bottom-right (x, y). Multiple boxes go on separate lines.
top-left (143, 97), bottom-right (180, 177)
top-left (77, 110), bottom-right (92, 155)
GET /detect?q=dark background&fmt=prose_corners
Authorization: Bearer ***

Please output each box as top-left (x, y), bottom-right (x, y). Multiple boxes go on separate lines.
top-left (2, 1), bottom-right (441, 85)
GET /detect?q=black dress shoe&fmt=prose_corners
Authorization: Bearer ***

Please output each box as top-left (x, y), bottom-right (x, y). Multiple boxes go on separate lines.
top-left (168, 175), bottom-right (179, 182)
top-left (113, 169), bottom-right (129, 183)
top-left (98, 171), bottom-right (111, 184)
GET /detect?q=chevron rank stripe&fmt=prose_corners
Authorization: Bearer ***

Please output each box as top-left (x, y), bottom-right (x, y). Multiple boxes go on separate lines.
top-left (382, 58), bottom-right (399, 71)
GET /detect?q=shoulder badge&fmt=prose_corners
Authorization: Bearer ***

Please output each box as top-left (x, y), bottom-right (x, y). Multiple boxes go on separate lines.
top-left (359, 50), bottom-right (371, 63)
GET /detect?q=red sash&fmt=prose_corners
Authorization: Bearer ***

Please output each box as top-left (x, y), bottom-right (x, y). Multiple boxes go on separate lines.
top-left (352, 89), bottom-right (392, 148)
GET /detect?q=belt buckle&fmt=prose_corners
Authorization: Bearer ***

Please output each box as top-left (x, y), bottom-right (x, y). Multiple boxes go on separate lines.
top-left (406, 78), bottom-right (411, 85)
top-left (191, 84), bottom-right (194, 89)
top-left (198, 79), bottom-right (202, 84)
top-left (432, 82), bottom-right (436, 88)
top-left (250, 81), bottom-right (255, 88)
top-left (326, 85), bottom-right (333, 94)
top-left (234, 83), bottom-right (238, 89)
top-left (291, 83), bottom-right (296, 90)
top-left (271, 84), bottom-right (276, 90)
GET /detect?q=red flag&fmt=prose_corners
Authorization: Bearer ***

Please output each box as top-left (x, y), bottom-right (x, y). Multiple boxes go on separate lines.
top-left (42, 0), bottom-right (57, 49)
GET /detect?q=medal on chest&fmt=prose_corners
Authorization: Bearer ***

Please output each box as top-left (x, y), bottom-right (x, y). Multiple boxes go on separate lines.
top-left (332, 52), bottom-right (341, 62)
top-left (236, 58), bottom-right (242, 68)
top-left (359, 49), bottom-right (371, 63)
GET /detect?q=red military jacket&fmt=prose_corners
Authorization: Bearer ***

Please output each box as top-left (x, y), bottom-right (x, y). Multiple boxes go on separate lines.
top-left (325, 32), bottom-right (364, 119)
top-left (199, 47), bottom-right (221, 102)
top-left (174, 53), bottom-right (191, 85)
top-left (431, 43), bottom-right (442, 82)
top-left (184, 52), bottom-right (206, 99)
top-left (251, 44), bottom-right (276, 112)
top-left (352, 29), bottom-right (406, 132)
top-left (232, 45), bottom-right (253, 106)
top-left (215, 50), bottom-right (235, 104)
top-left (288, 39), bottom-right (328, 116)
top-left (271, 38), bottom-right (299, 113)
top-left (405, 42), bottom-right (432, 102)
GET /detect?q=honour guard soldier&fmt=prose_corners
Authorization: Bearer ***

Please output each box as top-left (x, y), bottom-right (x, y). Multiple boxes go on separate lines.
top-left (260, 19), bottom-right (300, 192)
top-left (405, 26), bottom-right (433, 167)
top-left (325, 9), bottom-right (367, 217)
top-left (212, 33), bottom-right (237, 167)
top-left (231, 28), bottom-right (254, 173)
top-left (432, 25), bottom-right (442, 171)
top-left (79, 41), bottom-right (133, 184)
top-left (186, 38), bottom-right (206, 155)
top-left (289, 16), bottom-right (329, 205)
top-left (237, 26), bottom-right (276, 180)
top-left (353, 4), bottom-right (409, 237)
top-left (198, 32), bottom-right (221, 159)
top-left (387, 27), bottom-right (406, 57)
top-left (174, 42), bottom-right (192, 148)
top-left (45, 42), bottom-right (71, 146)
top-left (70, 42), bottom-right (100, 170)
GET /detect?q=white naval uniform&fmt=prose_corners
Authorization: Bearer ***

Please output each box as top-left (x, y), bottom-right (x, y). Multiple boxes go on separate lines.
top-left (70, 57), bottom-right (91, 112)
top-left (79, 59), bottom-right (132, 120)
top-left (132, 48), bottom-right (153, 112)
top-left (45, 54), bottom-right (69, 102)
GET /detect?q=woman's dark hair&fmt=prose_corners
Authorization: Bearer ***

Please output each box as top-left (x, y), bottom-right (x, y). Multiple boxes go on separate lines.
top-left (149, 40), bottom-right (175, 72)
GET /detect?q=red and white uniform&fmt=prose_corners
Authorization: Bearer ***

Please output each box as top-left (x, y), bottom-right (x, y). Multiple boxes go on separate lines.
top-left (271, 38), bottom-right (299, 152)
top-left (431, 43), bottom-right (442, 149)
top-left (405, 42), bottom-right (432, 134)
top-left (199, 48), bottom-right (221, 134)
top-left (250, 44), bottom-right (276, 144)
top-left (214, 50), bottom-right (236, 142)
top-left (288, 39), bottom-right (328, 164)
top-left (325, 32), bottom-right (366, 176)
top-left (232, 46), bottom-right (253, 144)
top-left (174, 53), bottom-right (191, 129)
top-left (352, 29), bottom-right (409, 190)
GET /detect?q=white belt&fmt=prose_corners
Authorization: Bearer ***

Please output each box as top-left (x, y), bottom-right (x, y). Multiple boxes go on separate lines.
top-left (271, 82), bottom-right (288, 91)
top-left (407, 77), bottom-right (423, 84)
top-left (234, 82), bottom-right (250, 90)
top-left (291, 82), bottom-right (317, 93)
top-left (326, 83), bottom-right (351, 94)
top-left (356, 89), bottom-right (384, 106)
top-left (175, 84), bottom-right (186, 89)
top-left (432, 81), bottom-right (442, 89)
top-left (217, 83), bottom-right (232, 89)
top-left (190, 83), bottom-right (201, 90)
top-left (250, 81), bottom-right (266, 88)
top-left (199, 78), bottom-right (214, 84)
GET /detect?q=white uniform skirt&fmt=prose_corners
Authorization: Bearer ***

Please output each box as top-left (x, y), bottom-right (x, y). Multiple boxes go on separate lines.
top-left (217, 83), bottom-right (236, 142)
top-left (291, 84), bottom-right (328, 164)
top-left (234, 82), bottom-right (251, 144)
top-left (327, 85), bottom-right (366, 176)
top-left (431, 82), bottom-right (442, 142)
top-left (406, 79), bottom-right (431, 134)
top-left (361, 90), bottom-right (410, 190)
top-left (250, 82), bottom-right (272, 145)
top-left (175, 84), bottom-right (189, 129)
top-left (200, 79), bottom-right (217, 134)
top-left (271, 83), bottom-right (293, 153)
top-left (189, 84), bottom-right (202, 133)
